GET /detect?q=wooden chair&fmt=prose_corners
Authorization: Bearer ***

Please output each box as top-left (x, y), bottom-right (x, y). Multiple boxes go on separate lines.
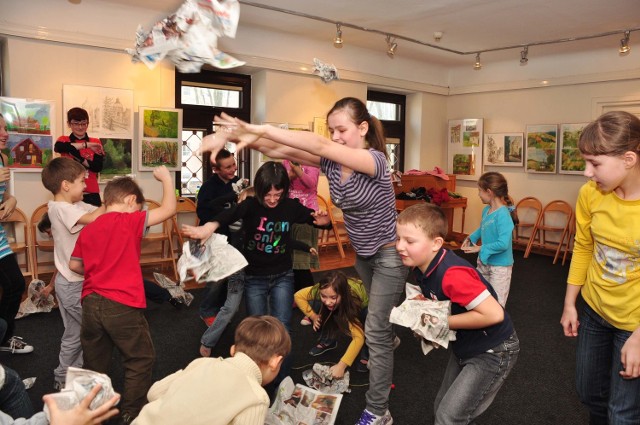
top-left (30, 203), bottom-right (55, 280)
top-left (317, 195), bottom-right (347, 259)
top-left (0, 207), bottom-right (33, 280)
top-left (524, 200), bottom-right (573, 262)
top-left (512, 197), bottom-right (543, 251)
top-left (170, 197), bottom-right (198, 256)
top-left (140, 200), bottom-right (178, 280)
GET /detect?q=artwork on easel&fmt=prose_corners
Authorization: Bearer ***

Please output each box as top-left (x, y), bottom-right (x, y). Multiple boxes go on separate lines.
top-left (63, 85), bottom-right (134, 139)
top-left (138, 107), bottom-right (183, 171)
top-left (526, 124), bottom-right (558, 174)
top-left (0, 96), bottom-right (55, 169)
top-left (447, 118), bottom-right (483, 180)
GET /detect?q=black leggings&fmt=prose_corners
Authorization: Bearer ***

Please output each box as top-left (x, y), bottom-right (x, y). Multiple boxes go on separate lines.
top-left (0, 254), bottom-right (25, 344)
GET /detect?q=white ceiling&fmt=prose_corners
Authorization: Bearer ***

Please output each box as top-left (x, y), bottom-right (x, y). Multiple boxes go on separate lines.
top-left (94, 0), bottom-right (640, 66)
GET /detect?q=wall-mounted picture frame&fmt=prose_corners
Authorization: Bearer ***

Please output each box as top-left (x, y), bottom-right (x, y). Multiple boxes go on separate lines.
top-left (447, 118), bottom-right (483, 180)
top-left (63, 85), bottom-right (134, 139)
top-left (138, 106), bottom-right (183, 171)
top-left (483, 133), bottom-right (524, 167)
top-left (0, 96), bottom-right (55, 169)
top-left (99, 138), bottom-right (133, 182)
top-left (559, 123), bottom-right (588, 175)
top-left (526, 124), bottom-right (558, 174)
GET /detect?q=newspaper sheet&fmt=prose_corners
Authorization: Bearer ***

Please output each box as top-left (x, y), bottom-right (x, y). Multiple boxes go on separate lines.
top-left (177, 234), bottom-right (248, 283)
top-left (265, 377), bottom-right (342, 425)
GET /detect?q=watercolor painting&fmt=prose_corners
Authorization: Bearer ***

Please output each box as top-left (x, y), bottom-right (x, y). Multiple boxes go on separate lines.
top-left (559, 123), bottom-right (588, 174)
top-left (143, 108), bottom-right (180, 138)
top-left (526, 124), bottom-right (558, 173)
top-left (140, 139), bottom-right (180, 171)
top-left (100, 138), bottom-right (133, 181)
top-left (3, 134), bottom-right (53, 168)
top-left (448, 119), bottom-right (483, 180)
top-left (484, 133), bottom-right (524, 167)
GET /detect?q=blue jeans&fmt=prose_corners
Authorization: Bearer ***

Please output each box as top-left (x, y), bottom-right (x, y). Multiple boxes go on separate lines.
top-left (201, 270), bottom-right (245, 349)
top-left (576, 303), bottom-right (640, 425)
top-left (0, 365), bottom-right (33, 420)
top-left (245, 269), bottom-right (294, 393)
top-left (354, 245), bottom-right (409, 415)
top-left (199, 282), bottom-right (226, 318)
top-left (434, 332), bottom-right (520, 424)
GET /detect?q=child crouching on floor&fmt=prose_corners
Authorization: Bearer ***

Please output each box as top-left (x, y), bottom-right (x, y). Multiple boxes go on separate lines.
top-left (133, 316), bottom-right (291, 425)
top-left (395, 203), bottom-right (519, 424)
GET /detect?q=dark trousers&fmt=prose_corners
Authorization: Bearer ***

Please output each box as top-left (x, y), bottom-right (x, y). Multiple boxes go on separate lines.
top-left (0, 254), bottom-right (25, 344)
top-left (81, 293), bottom-right (155, 418)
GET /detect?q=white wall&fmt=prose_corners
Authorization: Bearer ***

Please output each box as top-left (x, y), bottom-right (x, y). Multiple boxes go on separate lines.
top-left (4, 37), bottom-right (176, 218)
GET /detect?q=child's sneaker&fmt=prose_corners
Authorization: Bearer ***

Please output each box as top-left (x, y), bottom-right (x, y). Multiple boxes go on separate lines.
top-left (300, 316), bottom-right (312, 326)
top-left (309, 340), bottom-right (337, 356)
top-left (355, 409), bottom-right (393, 425)
top-left (200, 315), bottom-right (216, 327)
top-left (0, 336), bottom-right (34, 354)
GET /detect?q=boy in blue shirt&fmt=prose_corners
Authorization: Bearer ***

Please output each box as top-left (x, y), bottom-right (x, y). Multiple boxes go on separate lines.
top-left (396, 203), bottom-right (519, 424)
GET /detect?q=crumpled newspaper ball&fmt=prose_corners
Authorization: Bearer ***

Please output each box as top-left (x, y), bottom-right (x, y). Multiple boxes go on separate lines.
top-left (313, 58), bottom-right (340, 83)
top-left (302, 363), bottom-right (350, 394)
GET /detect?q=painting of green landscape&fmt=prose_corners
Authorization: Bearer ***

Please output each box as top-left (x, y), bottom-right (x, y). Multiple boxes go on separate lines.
top-left (100, 138), bottom-right (132, 181)
top-left (526, 125), bottom-right (557, 173)
top-left (143, 109), bottom-right (180, 138)
top-left (559, 123), bottom-right (587, 174)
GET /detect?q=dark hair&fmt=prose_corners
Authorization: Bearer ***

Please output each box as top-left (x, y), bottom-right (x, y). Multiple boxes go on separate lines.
top-left (37, 212), bottom-right (52, 234)
top-left (253, 161), bottom-right (289, 207)
top-left (66, 107), bottom-right (89, 123)
top-left (103, 176), bottom-right (144, 206)
top-left (41, 157), bottom-right (87, 195)
top-left (327, 97), bottom-right (388, 158)
top-left (310, 271), bottom-right (364, 338)
top-left (397, 203), bottom-right (448, 239)
top-left (213, 148), bottom-right (234, 168)
top-left (234, 316), bottom-right (291, 366)
top-left (579, 111), bottom-right (640, 159)
top-left (477, 172), bottom-right (518, 225)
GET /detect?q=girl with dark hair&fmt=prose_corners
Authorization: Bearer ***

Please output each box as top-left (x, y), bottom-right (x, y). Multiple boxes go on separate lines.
top-left (295, 271), bottom-right (369, 378)
top-left (461, 171), bottom-right (516, 306)
top-left (199, 97), bottom-right (409, 424)
top-left (182, 161), bottom-right (329, 387)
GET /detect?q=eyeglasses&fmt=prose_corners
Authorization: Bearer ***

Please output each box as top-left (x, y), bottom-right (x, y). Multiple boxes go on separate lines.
top-left (70, 120), bottom-right (89, 126)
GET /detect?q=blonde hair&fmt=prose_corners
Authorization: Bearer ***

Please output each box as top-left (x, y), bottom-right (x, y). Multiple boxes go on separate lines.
top-left (234, 316), bottom-right (291, 366)
top-left (397, 203), bottom-right (447, 239)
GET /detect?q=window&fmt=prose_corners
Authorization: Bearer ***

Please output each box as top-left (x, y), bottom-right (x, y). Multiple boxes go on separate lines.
top-left (175, 70), bottom-right (251, 197)
top-left (367, 90), bottom-right (405, 171)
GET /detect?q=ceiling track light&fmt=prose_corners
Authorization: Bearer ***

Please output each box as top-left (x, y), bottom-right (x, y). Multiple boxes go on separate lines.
top-left (520, 46), bottom-right (529, 65)
top-left (386, 35), bottom-right (398, 58)
top-left (333, 23), bottom-right (343, 48)
top-left (619, 31), bottom-right (630, 54)
top-left (473, 53), bottom-right (482, 70)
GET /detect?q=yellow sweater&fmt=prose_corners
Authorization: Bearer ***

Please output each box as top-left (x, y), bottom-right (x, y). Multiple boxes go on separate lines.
top-left (567, 181), bottom-right (640, 331)
top-left (132, 353), bottom-right (268, 425)
top-left (294, 282), bottom-right (366, 366)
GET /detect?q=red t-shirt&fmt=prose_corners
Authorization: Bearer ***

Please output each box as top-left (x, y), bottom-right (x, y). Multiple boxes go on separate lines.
top-left (71, 210), bottom-right (148, 308)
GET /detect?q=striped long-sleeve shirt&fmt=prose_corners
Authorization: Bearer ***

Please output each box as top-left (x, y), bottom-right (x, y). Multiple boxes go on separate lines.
top-left (321, 149), bottom-right (397, 257)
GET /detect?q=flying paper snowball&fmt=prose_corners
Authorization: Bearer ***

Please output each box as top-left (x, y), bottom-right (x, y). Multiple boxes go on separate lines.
top-left (313, 58), bottom-right (340, 83)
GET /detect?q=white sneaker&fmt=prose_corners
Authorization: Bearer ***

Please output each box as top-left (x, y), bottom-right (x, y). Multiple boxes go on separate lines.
top-left (0, 336), bottom-right (34, 354)
top-left (300, 316), bottom-right (312, 326)
top-left (355, 409), bottom-right (393, 425)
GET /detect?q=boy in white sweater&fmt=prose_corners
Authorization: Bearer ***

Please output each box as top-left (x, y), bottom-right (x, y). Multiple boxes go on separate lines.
top-left (133, 316), bottom-right (291, 425)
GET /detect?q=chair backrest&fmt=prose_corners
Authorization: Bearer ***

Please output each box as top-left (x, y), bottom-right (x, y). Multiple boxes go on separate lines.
top-left (524, 199), bottom-right (573, 260)
top-left (171, 197), bottom-right (198, 253)
top-left (316, 195), bottom-right (346, 259)
top-left (29, 203), bottom-right (54, 279)
top-left (141, 199), bottom-right (178, 280)
top-left (513, 196), bottom-right (543, 244)
top-left (0, 207), bottom-right (32, 278)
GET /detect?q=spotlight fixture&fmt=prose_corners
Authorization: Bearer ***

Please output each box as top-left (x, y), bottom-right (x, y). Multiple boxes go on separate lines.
top-left (386, 35), bottom-right (398, 58)
top-left (619, 31), bottom-right (630, 54)
top-left (333, 23), bottom-right (343, 48)
top-left (473, 53), bottom-right (482, 70)
top-left (520, 46), bottom-right (529, 65)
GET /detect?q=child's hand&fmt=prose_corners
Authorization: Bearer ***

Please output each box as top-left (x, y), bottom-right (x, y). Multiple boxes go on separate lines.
top-left (153, 165), bottom-right (171, 182)
top-left (312, 211), bottom-right (330, 227)
top-left (329, 362), bottom-right (348, 379)
top-left (309, 247), bottom-right (318, 257)
top-left (40, 282), bottom-right (55, 299)
top-left (311, 314), bottom-right (322, 331)
top-left (200, 344), bottom-right (212, 358)
top-left (182, 222), bottom-right (218, 242)
top-left (461, 244), bottom-right (480, 254)
top-left (560, 305), bottom-right (580, 337)
top-left (44, 384), bottom-right (120, 425)
top-left (620, 328), bottom-right (640, 379)
top-left (0, 167), bottom-right (10, 184)
top-left (215, 112), bottom-right (265, 151)
top-left (0, 197), bottom-right (17, 220)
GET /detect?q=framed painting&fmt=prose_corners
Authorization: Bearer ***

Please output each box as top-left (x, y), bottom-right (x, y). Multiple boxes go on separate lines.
top-left (138, 106), bottom-right (183, 171)
top-left (447, 118), bottom-right (483, 180)
top-left (559, 123), bottom-right (588, 175)
top-left (313, 117), bottom-right (330, 139)
top-left (63, 85), bottom-right (134, 139)
top-left (483, 133), bottom-right (524, 167)
top-left (0, 97), bottom-right (55, 169)
top-left (526, 124), bottom-right (558, 173)
top-left (99, 138), bottom-right (133, 182)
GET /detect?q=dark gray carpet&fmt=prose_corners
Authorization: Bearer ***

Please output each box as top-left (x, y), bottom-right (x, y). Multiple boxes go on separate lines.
top-left (1, 250), bottom-right (589, 424)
